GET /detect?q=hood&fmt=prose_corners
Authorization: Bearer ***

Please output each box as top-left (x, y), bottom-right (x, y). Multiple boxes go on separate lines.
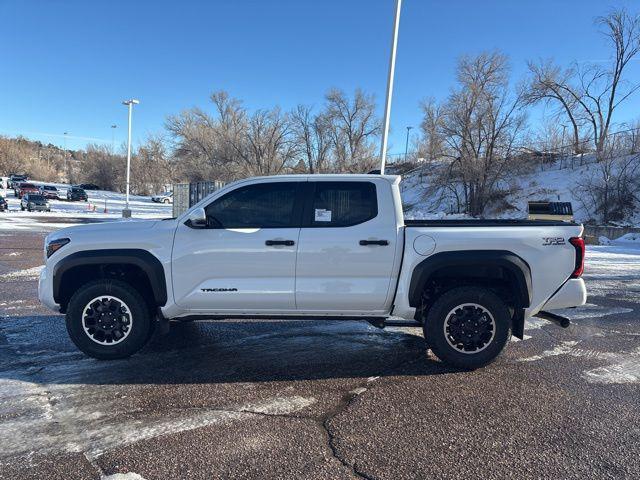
top-left (47, 219), bottom-right (159, 243)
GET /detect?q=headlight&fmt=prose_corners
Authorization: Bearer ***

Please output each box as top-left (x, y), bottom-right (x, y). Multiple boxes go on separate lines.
top-left (46, 238), bottom-right (70, 258)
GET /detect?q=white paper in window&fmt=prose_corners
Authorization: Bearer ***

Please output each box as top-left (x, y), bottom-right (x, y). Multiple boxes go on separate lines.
top-left (314, 208), bottom-right (332, 222)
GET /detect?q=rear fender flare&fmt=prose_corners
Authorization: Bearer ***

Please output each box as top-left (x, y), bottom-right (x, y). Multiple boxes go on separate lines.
top-left (408, 250), bottom-right (532, 309)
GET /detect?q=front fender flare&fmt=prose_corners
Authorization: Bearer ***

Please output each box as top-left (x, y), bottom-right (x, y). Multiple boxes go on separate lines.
top-left (52, 249), bottom-right (168, 306)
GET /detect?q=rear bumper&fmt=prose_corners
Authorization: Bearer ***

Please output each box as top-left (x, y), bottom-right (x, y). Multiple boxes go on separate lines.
top-left (541, 278), bottom-right (587, 310)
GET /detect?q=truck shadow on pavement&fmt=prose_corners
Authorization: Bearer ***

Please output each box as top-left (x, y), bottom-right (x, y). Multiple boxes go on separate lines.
top-left (0, 315), bottom-right (457, 386)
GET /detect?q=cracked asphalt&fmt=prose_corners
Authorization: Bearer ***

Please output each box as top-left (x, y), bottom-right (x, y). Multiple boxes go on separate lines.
top-left (1, 230), bottom-right (639, 480)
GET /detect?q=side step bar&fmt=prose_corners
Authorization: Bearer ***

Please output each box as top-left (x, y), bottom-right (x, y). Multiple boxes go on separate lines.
top-left (535, 311), bottom-right (571, 328)
top-left (367, 318), bottom-right (422, 329)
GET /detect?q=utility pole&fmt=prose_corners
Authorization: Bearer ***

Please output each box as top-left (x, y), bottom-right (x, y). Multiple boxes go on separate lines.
top-left (379, 0), bottom-right (402, 174)
top-left (63, 132), bottom-right (69, 183)
top-left (560, 123), bottom-right (567, 169)
top-left (404, 126), bottom-right (413, 162)
top-left (111, 124), bottom-right (117, 153)
top-left (122, 99), bottom-right (139, 218)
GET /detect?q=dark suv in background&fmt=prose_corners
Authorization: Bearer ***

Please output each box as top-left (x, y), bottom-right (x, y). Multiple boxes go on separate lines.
top-left (20, 193), bottom-right (50, 212)
top-left (67, 186), bottom-right (88, 201)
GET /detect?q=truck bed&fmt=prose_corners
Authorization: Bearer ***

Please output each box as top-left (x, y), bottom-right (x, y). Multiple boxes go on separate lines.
top-left (404, 219), bottom-right (579, 227)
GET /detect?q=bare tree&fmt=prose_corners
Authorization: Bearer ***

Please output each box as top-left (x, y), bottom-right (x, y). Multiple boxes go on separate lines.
top-left (421, 52), bottom-right (527, 216)
top-left (525, 61), bottom-right (585, 154)
top-left (324, 88), bottom-right (380, 173)
top-left (290, 105), bottom-right (332, 173)
top-left (418, 98), bottom-right (446, 162)
top-left (527, 8), bottom-right (640, 158)
top-left (80, 144), bottom-right (122, 192)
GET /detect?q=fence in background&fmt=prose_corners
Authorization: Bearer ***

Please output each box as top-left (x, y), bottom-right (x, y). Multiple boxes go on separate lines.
top-left (172, 180), bottom-right (226, 217)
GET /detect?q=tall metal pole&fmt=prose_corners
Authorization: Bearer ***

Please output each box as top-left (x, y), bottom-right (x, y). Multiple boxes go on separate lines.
top-left (379, 0), bottom-right (402, 174)
top-left (63, 132), bottom-right (69, 183)
top-left (111, 124), bottom-right (117, 153)
top-left (125, 102), bottom-right (133, 210)
top-left (122, 99), bottom-right (139, 218)
top-left (404, 125), bottom-right (413, 162)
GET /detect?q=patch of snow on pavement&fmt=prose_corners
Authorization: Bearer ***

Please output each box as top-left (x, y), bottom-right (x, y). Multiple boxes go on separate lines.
top-left (550, 303), bottom-right (633, 320)
top-left (519, 341), bottom-right (617, 363)
top-left (0, 376), bottom-right (316, 461)
top-left (241, 396), bottom-right (317, 415)
top-left (0, 265), bottom-right (43, 281)
top-left (583, 352), bottom-right (640, 384)
top-left (102, 474), bottom-right (147, 480)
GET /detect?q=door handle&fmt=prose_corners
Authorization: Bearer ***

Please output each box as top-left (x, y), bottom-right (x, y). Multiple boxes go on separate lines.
top-left (359, 239), bottom-right (389, 246)
top-left (265, 240), bottom-right (295, 246)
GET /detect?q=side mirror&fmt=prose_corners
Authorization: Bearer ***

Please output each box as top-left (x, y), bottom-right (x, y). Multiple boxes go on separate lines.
top-left (186, 207), bottom-right (207, 228)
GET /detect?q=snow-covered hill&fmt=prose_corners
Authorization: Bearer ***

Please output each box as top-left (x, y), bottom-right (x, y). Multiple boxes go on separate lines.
top-left (401, 155), bottom-right (640, 226)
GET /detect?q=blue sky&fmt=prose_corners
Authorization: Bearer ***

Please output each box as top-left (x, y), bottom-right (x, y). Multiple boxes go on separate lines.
top-left (1, 0), bottom-right (638, 153)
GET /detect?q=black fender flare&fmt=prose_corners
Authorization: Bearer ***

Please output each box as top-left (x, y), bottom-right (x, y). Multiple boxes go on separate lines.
top-left (53, 249), bottom-right (168, 306)
top-left (408, 250), bottom-right (532, 309)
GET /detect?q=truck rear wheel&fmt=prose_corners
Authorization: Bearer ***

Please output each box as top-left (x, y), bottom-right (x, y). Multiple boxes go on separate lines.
top-left (424, 286), bottom-right (511, 369)
top-left (66, 279), bottom-right (152, 359)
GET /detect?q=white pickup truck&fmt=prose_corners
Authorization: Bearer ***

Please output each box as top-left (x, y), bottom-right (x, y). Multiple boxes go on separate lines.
top-left (39, 174), bottom-right (587, 369)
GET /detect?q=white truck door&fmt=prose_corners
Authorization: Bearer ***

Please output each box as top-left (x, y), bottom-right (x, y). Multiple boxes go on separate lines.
top-left (172, 180), bottom-right (304, 312)
top-left (295, 180), bottom-right (399, 314)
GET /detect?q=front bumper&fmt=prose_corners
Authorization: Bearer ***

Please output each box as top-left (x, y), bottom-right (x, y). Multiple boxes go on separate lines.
top-left (38, 266), bottom-right (60, 312)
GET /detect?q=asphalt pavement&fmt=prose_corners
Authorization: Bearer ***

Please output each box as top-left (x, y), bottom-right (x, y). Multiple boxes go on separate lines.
top-left (1, 231), bottom-right (639, 480)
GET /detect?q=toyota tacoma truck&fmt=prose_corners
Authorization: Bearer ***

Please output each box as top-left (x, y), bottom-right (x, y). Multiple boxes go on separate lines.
top-left (38, 175), bottom-right (587, 369)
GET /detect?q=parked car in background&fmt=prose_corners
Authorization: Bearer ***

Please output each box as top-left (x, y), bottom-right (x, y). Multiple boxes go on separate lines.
top-left (21, 193), bottom-right (50, 212)
top-left (152, 191), bottom-right (173, 204)
top-left (0, 195), bottom-right (8, 211)
top-left (17, 182), bottom-right (40, 198)
top-left (9, 174), bottom-right (27, 189)
top-left (39, 185), bottom-right (60, 200)
top-left (67, 186), bottom-right (88, 201)
top-left (75, 183), bottom-right (101, 190)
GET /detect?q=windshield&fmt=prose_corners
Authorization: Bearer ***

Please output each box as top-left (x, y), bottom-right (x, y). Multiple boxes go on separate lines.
top-left (28, 195), bottom-right (44, 201)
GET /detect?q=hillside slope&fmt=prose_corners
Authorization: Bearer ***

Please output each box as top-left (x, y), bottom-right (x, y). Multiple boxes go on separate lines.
top-left (401, 156), bottom-right (640, 226)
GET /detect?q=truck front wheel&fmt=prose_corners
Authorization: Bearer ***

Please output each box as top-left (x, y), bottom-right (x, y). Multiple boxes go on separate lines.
top-left (424, 286), bottom-right (511, 369)
top-left (65, 279), bottom-right (153, 359)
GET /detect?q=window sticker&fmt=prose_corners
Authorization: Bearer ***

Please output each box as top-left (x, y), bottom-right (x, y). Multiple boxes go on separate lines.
top-left (314, 208), bottom-right (332, 222)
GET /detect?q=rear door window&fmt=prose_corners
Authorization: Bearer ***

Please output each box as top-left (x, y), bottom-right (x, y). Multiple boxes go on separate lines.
top-left (307, 182), bottom-right (377, 227)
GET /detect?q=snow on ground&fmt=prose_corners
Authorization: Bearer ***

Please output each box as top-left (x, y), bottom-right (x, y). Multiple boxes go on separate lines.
top-left (0, 182), bottom-right (172, 231)
top-left (0, 265), bottom-right (43, 281)
top-left (599, 232), bottom-right (640, 247)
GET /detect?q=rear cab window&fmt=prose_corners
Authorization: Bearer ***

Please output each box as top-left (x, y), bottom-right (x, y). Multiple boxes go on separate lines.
top-left (306, 181), bottom-right (377, 227)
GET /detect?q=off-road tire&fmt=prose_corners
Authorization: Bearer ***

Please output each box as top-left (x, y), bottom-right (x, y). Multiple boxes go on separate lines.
top-left (66, 279), bottom-right (153, 359)
top-left (424, 286), bottom-right (511, 370)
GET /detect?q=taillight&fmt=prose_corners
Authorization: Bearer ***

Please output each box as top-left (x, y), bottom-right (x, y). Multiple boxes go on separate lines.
top-left (569, 237), bottom-right (585, 278)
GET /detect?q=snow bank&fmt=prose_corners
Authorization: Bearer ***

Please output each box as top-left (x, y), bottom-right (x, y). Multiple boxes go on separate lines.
top-left (599, 233), bottom-right (640, 248)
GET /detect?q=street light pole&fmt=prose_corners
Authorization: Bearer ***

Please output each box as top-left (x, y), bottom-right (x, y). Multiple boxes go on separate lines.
top-left (404, 126), bottom-right (413, 162)
top-left (379, 0), bottom-right (403, 175)
top-left (111, 124), bottom-right (117, 153)
top-left (63, 132), bottom-right (69, 183)
top-left (122, 99), bottom-right (139, 218)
